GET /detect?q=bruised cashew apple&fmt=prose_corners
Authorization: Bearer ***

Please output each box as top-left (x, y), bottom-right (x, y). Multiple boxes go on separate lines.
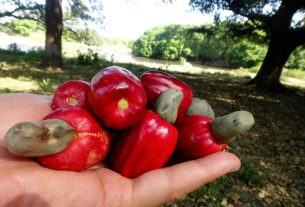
top-left (37, 108), bottom-right (110, 171)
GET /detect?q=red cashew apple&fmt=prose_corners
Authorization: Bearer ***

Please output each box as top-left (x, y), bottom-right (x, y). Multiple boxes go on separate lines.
top-left (88, 66), bottom-right (147, 129)
top-left (140, 70), bottom-right (193, 121)
top-left (111, 110), bottom-right (178, 178)
top-left (174, 111), bottom-right (254, 161)
top-left (37, 107), bottom-right (110, 171)
top-left (52, 80), bottom-right (91, 110)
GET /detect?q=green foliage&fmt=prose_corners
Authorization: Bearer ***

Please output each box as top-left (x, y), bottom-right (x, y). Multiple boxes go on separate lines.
top-left (38, 78), bottom-right (54, 92)
top-left (0, 88), bottom-right (14, 93)
top-left (24, 48), bottom-right (45, 63)
top-left (76, 49), bottom-right (100, 65)
top-left (0, 46), bottom-right (44, 64)
top-left (63, 29), bottom-right (104, 46)
top-left (132, 23), bottom-right (263, 67)
top-left (7, 43), bottom-right (21, 53)
top-left (285, 46), bottom-right (305, 70)
top-left (133, 22), bottom-right (305, 70)
top-left (225, 40), bottom-right (266, 68)
top-left (0, 0), bottom-right (104, 31)
top-left (189, 0), bottom-right (281, 20)
top-left (0, 61), bottom-right (6, 70)
top-left (7, 20), bottom-right (40, 36)
top-left (132, 34), bottom-right (154, 57)
top-left (80, 30), bottom-right (104, 46)
top-left (189, 0), bottom-right (305, 71)
top-left (63, 28), bottom-right (130, 47)
top-left (282, 69), bottom-right (305, 79)
top-left (132, 25), bottom-right (192, 61)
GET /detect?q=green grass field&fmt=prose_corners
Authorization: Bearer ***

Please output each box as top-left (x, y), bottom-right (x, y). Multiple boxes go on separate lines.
top-left (1, 49), bottom-right (305, 207)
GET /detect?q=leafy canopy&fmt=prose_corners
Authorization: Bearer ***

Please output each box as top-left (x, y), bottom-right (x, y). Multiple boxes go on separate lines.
top-left (0, 0), bottom-right (104, 30)
top-left (189, 0), bottom-right (305, 31)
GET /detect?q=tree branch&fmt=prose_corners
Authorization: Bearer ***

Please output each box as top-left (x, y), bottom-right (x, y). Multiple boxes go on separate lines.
top-left (291, 27), bottom-right (305, 46)
top-left (225, 1), bottom-right (272, 26)
top-left (10, 14), bottom-right (42, 23)
top-left (0, 3), bottom-right (43, 22)
top-left (245, 13), bottom-right (272, 25)
top-left (0, 7), bottom-right (24, 18)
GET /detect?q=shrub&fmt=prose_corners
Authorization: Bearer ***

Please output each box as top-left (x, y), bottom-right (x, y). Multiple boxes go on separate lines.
top-left (163, 45), bottom-right (179, 60)
top-left (7, 43), bottom-right (21, 52)
top-left (132, 35), bottom-right (154, 57)
top-left (7, 20), bottom-right (39, 36)
top-left (24, 47), bottom-right (44, 62)
top-left (63, 29), bottom-right (104, 46)
top-left (132, 25), bottom-right (191, 61)
top-left (285, 46), bottom-right (305, 70)
top-left (132, 22), bottom-right (304, 70)
top-left (76, 49), bottom-right (99, 65)
top-left (225, 41), bottom-right (266, 68)
top-left (132, 23), bottom-right (235, 63)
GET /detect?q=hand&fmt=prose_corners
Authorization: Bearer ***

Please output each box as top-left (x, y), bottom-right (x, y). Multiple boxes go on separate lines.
top-left (0, 93), bottom-right (240, 207)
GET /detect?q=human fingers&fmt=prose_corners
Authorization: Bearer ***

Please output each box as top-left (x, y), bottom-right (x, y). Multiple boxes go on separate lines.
top-left (131, 151), bottom-right (240, 207)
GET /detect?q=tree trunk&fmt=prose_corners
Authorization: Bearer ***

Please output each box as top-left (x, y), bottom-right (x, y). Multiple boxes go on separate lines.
top-left (249, 32), bottom-right (297, 92)
top-left (42, 0), bottom-right (63, 69)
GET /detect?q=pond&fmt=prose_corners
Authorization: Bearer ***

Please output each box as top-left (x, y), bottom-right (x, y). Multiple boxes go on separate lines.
top-left (0, 34), bottom-right (44, 51)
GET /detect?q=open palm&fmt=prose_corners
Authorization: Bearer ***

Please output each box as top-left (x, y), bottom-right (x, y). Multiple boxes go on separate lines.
top-left (0, 94), bottom-right (240, 207)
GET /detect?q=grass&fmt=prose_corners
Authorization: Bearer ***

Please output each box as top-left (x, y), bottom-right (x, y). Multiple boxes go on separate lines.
top-left (282, 68), bottom-right (305, 79)
top-left (165, 176), bottom-right (237, 207)
top-left (234, 160), bottom-right (262, 186)
top-left (249, 66), bottom-right (305, 80)
top-left (1, 49), bottom-right (305, 207)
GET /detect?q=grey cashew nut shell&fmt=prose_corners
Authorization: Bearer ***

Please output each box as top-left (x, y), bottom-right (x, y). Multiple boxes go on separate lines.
top-left (210, 110), bottom-right (254, 144)
top-left (154, 88), bottom-right (184, 123)
top-left (186, 98), bottom-right (215, 119)
top-left (5, 119), bottom-right (75, 157)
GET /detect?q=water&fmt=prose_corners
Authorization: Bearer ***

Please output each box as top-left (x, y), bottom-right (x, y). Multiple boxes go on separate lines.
top-left (0, 33), bottom-right (207, 74)
top-left (0, 34), bottom-right (44, 51)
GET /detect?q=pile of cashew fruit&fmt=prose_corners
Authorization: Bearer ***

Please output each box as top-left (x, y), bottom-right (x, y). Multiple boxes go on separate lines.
top-left (5, 66), bottom-right (254, 178)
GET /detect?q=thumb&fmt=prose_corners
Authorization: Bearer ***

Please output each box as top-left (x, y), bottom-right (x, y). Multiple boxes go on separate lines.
top-left (131, 151), bottom-right (240, 207)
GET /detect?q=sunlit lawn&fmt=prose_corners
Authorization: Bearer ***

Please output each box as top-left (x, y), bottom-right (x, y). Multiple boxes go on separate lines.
top-left (1, 52), bottom-right (305, 95)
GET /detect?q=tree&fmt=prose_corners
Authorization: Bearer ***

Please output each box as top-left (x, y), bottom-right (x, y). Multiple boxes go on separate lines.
top-left (0, 0), bottom-right (103, 69)
top-left (132, 25), bottom-right (195, 61)
top-left (189, 0), bottom-right (305, 91)
top-left (42, 0), bottom-right (63, 68)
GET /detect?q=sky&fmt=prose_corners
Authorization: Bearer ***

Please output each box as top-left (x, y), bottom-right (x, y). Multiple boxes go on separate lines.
top-left (99, 0), bottom-right (215, 39)
top-left (1, 0), bottom-right (231, 40)
top-left (2, 0), bottom-right (304, 40)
